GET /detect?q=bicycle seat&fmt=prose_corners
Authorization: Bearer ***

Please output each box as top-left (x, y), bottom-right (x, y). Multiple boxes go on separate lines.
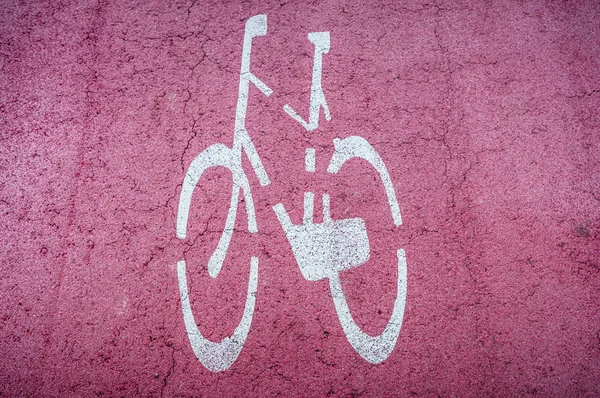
top-left (245, 14), bottom-right (268, 37)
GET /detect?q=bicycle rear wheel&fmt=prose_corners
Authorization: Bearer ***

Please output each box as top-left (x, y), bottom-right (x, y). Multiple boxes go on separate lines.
top-left (176, 143), bottom-right (259, 372)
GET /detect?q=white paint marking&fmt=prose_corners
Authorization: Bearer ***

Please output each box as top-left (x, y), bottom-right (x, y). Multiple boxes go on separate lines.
top-left (329, 249), bottom-right (407, 364)
top-left (328, 136), bottom-right (402, 226)
top-left (176, 143), bottom-right (257, 279)
top-left (273, 135), bottom-right (407, 363)
top-left (176, 14), bottom-right (408, 368)
top-left (177, 257), bottom-right (258, 372)
top-left (305, 148), bottom-right (316, 172)
top-left (284, 32), bottom-right (331, 131)
top-left (303, 191), bottom-right (314, 224)
top-left (175, 15), bottom-right (270, 373)
top-left (322, 193), bottom-right (331, 223)
top-left (273, 198), bottom-right (370, 282)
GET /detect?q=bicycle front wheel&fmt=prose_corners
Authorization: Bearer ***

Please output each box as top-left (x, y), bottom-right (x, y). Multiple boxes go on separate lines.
top-left (326, 136), bottom-right (408, 364)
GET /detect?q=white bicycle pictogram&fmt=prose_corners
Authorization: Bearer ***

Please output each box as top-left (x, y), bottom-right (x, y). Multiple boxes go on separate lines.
top-left (176, 14), bottom-right (407, 372)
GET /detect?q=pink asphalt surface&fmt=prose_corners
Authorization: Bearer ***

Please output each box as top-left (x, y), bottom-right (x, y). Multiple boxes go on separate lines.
top-left (1, 0), bottom-right (599, 396)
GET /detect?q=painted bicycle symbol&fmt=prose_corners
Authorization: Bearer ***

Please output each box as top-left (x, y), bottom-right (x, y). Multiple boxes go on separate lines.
top-left (176, 14), bottom-right (407, 372)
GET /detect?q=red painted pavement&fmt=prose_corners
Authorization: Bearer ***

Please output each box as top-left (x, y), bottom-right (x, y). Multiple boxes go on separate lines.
top-left (1, 0), bottom-right (599, 396)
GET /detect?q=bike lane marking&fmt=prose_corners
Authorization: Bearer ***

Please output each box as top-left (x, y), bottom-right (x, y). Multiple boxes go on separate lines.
top-left (177, 14), bottom-right (408, 370)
